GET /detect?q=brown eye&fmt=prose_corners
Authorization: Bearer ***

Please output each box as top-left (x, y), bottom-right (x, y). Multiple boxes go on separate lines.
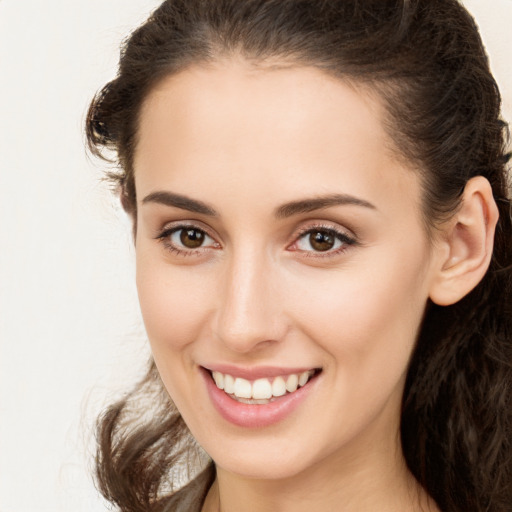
top-left (292, 227), bottom-right (356, 255)
top-left (179, 228), bottom-right (206, 248)
top-left (309, 230), bottom-right (335, 251)
top-left (159, 226), bottom-right (217, 255)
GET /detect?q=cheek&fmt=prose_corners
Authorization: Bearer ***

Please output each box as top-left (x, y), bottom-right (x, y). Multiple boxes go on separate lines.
top-left (136, 254), bottom-right (215, 353)
top-left (287, 242), bottom-right (431, 375)
top-left (136, 255), bottom-right (217, 415)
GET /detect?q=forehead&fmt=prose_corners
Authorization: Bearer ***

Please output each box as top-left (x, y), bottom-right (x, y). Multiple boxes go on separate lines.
top-left (136, 60), bottom-right (386, 165)
top-left (134, 60), bottom-right (421, 219)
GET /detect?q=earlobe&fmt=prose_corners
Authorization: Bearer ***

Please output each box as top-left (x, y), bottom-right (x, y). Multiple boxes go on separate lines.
top-left (429, 176), bottom-right (499, 306)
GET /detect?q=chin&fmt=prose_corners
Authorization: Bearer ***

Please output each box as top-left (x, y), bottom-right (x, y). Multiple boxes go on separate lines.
top-left (213, 453), bottom-right (309, 481)
top-left (196, 431), bottom-right (328, 482)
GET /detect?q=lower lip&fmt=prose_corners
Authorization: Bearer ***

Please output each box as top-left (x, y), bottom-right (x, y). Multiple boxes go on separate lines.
top-left (201, 368), bottom-right (319, 428)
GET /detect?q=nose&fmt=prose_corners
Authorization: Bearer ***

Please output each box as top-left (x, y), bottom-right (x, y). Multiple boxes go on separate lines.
top-left (212, 247), bottom-right (287, 354)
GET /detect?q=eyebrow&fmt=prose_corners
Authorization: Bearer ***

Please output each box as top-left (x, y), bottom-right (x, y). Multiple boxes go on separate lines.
top-left (141, 190), bottom-right (376, 218)
top-left (141, 191), bottom-right (218, 216)
top-left (275, 194), bottom-right (376, 218)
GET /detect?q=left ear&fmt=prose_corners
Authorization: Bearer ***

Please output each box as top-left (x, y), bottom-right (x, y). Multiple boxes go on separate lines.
top-left (429, 176), bottom-right (499, 306)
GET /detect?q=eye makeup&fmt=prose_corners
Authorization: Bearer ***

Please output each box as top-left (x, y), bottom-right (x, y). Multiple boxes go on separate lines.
top-left (154, 220), bottom-right (359, 260)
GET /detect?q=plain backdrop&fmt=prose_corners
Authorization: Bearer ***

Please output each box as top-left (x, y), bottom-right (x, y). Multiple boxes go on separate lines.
top-left (0, 1), bottom-right (510, 511)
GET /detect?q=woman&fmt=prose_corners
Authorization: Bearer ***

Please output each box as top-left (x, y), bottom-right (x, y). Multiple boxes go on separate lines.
top-left (86, 0), bottom-right (512, 511)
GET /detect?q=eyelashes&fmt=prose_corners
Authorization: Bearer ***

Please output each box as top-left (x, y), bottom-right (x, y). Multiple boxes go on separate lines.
top-left (156, 225), bottom-right (220, 256)
top-left (155, 223), bottom-right (358, 258)
top-left (288, 226), bottom-right (357, 256)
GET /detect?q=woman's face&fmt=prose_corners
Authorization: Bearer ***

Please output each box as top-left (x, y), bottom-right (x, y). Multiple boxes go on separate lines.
top-left (134, 61), bottom-right (440, 480)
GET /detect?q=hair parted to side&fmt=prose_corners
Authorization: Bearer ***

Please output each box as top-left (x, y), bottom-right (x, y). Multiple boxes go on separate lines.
top-left (86, 1), bottom-right (512, 511)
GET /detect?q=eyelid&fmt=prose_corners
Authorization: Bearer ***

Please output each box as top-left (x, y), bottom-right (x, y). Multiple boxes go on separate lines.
top-left (154, 221), bottom-right (221, 255)
top-left (287, 222), bottom-right (358, 255)
top-left (154, 219), bottom-right (218, 240)
top-left (153, 219), bottom-right (357, 257)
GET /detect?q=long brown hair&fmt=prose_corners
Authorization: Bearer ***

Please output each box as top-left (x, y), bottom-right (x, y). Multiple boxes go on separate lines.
top-left (86, 1), bottom-right (512, 510)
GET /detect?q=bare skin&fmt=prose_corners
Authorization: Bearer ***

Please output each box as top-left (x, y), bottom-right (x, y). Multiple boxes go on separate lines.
top-left (133, 58), bottom-right (496, 512)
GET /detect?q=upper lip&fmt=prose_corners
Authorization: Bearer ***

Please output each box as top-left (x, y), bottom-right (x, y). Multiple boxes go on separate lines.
top-left (201, 364), bottom-right (320, 380)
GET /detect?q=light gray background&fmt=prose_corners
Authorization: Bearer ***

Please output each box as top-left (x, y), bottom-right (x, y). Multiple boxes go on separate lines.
top-left (0, 1), bottom-right (510, 511)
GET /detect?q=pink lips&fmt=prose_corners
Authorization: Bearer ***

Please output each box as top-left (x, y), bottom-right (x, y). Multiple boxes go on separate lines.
top-left (200, 366), bottom-right (319, 428)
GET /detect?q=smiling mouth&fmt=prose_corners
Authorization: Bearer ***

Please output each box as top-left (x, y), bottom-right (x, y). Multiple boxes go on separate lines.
top-left (208, 369), bottom-right (322, 405)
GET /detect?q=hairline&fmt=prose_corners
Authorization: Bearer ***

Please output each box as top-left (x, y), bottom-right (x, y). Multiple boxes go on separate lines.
top-left (129, 53), bottom-right (452, 241)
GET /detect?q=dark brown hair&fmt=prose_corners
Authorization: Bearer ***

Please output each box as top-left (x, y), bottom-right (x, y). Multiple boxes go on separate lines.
top-left (86, 1), bottom-right (512, 510)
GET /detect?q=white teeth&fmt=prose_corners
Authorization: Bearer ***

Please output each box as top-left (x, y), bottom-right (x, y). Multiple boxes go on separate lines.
top-left (285, 373), bottom-right (299, 393)
top-left (224, 374), bottom-right (235, 394)
top-left (211, 369), bottom-right (317, 400)
top-left (271, 376), bottom-right (287, 397)
top-left (252, 378), bottom-right (273, 399)
top-left (212, 371), bottom-right (224, 390)
top-left (298, 371), bottom-right (310, 387)
top-left (234, 378), bottom-right (252, 399)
